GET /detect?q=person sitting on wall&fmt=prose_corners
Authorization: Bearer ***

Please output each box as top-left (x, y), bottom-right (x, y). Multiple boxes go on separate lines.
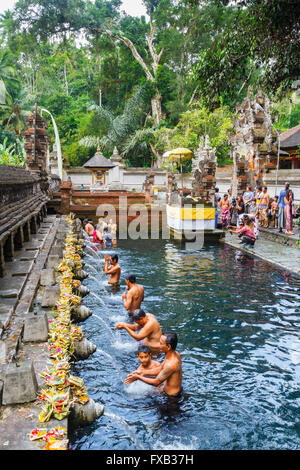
top-left (125, 332), bottom-right (183, 397)
top-left (229, 214), bottom-right (256, 248)
top-left (124, 344), bottom-right (162, 385)
top-left (83, 219), bottom-right (94, 237)
top-left (116, 308), bottom-right (162, 354)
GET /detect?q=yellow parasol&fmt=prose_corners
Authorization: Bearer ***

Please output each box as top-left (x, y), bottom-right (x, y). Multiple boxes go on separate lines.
top-left (168, 148), bottom-right (193, 188)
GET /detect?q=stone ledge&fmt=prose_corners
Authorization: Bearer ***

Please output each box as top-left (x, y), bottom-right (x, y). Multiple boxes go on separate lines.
top-left (259, 227), bottom-right (300, 249)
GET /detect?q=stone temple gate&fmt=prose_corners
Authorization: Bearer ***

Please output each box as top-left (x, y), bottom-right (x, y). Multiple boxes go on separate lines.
top-left (229, 93), bottom-right (278, 196)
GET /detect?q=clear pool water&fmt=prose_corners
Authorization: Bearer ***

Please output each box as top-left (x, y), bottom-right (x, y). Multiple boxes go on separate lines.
top-left (69, 239), bottom-right (300, 450)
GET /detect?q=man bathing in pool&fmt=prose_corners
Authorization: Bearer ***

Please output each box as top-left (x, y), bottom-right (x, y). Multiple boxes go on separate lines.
top-left (124, 332), bottom-right (182, 397)
top-left (115, 308), bottom-right (162, 353)
top-left (124, 344), bottom-right (162, 384)
top-left (102, 254), bottom-right (121, 285)
top-left (122, 273), bottom-right (144, 315)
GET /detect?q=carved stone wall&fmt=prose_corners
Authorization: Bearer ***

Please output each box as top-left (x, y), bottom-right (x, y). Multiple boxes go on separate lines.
top-left (191, 135), bottom-right (217, 203)
top-left (0, 166), bottom-right (48, 276)
top-left (229, 92), bottom-right (278, 195)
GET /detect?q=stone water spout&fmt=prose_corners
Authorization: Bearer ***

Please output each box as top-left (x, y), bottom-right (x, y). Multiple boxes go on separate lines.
top-left (72, 337), bottom-right (97, 360)
top-left (69, 398), bottom-right (104, 427)
top-left (74, 269), bottom-right (89, 280)
top-left (76, 285), bottom-right (90, 297)
top-left (72, 305), bottom-right (92, 322)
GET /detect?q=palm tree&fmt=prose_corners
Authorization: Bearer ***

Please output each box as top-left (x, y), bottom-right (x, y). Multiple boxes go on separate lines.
top-left (79, 86), bottom-right (151, 159)
top-left (0, 87), bottom-right (31, 135)
top-left (0, 49), bottom-right (20, 105)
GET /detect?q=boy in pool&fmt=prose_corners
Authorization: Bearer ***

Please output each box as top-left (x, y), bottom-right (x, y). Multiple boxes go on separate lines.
top-left (126, 332), bottom-right (183, 397)
top-left (124, 344), bottom-right (162, 384)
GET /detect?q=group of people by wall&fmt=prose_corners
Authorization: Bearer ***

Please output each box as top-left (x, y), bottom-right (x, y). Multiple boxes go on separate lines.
top-left (215, 181), bottom-right (297, 238)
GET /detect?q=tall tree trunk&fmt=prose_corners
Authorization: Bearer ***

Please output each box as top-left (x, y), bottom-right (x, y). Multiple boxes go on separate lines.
top-left (64, 62), bottom-right (69, 96)
top-left (151, 90), bottom-right (162, 126)
top-left (150, 142), bottom-right (162, 168)
top-left (113, 21), bottom-right (164, 126)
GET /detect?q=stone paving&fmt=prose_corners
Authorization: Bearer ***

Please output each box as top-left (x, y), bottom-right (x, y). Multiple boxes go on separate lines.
top-left (0, 215), bottom-right (68, 450)
top-left (225, 232), bottom-right (300, 276)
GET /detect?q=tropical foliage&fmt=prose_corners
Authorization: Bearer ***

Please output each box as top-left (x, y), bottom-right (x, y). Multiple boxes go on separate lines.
top-left (0, 0), bottom-right (298, 170)
top-left (155, 103), bottom-right (234, 167)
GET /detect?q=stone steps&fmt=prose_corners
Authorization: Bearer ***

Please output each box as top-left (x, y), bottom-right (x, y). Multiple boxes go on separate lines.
top-left (0, 216), bottom-right (59, 365)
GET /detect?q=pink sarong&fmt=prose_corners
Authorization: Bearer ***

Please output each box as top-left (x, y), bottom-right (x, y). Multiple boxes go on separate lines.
top-left (221, 208), bottom-right (231, 227)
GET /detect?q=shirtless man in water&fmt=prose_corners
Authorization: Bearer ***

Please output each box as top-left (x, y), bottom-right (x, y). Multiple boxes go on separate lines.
top-left (83, 219), bottom-right (94, 236)
top-left (122, 273), bottom-right (144, 315)
top-left (125, 332), bottom-right (182, 397)
top-left (103, 254), bottom-right (121, 285)
top-left (116, 308), bottom-right (162, 353)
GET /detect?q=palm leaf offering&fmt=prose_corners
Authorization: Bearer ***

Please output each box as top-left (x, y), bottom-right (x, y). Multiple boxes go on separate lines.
top-left (29, 427), bottom-right (68, 450)
top-left (32, 215), bottom-right (93, 449)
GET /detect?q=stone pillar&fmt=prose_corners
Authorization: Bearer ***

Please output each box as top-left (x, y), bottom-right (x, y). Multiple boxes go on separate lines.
top-left (108, 147), bottom-right (125, 189)
top-left (191, 135), bottom-right (217, 203)
top-left (166, 172), bottom-right (178, 203)
top-left (4, 233), bottom-right (15, 261)
top-left (23, 220), bottom-right (31, 242)
top-left (60, 179), bottom-right (72, 214)
top-left (144, 171), bottom-right (155, 203)
top-left (30, 216), bottom-right (38, 234)
top-left (0, 241), bottom-right (5, 277)
top-left (24, 105), bottom-right (49, 175)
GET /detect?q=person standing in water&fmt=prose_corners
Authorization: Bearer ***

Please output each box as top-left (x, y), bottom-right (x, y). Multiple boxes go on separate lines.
top-left (103, 254), bottom-right (121, 286)
top-left (122, 273), bottom-right (144, 315)
top-left (116, 308), bottom-right (162, 353)
top-left (83, 219), bottom-right (94, 236)
top-left (126, 332), bottom-right (182, 397)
